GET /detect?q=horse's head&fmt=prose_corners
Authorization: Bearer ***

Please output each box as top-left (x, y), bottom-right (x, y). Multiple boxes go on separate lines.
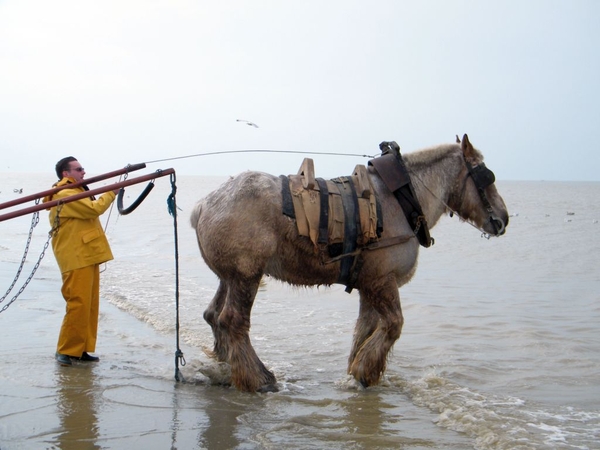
top-left (451, 134), bottom-right (509, 237)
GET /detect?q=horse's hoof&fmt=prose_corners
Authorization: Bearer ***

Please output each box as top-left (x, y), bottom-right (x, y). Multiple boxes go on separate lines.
top-left (257, 383), bottom-right (279, 393)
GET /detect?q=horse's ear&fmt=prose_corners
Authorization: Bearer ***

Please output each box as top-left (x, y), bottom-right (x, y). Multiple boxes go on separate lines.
top-left (456, 135), bottom-right (461, 144)
top-left (461, 134), bottom-right (474, 159)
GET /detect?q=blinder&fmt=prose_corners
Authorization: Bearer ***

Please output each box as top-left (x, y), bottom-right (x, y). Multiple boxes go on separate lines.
top-left (468, 162), bottom-right (495, 190)
top-left (464, 160), bottom-right (505, 236)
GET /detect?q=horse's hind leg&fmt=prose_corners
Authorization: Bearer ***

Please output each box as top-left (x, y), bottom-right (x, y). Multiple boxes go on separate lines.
top-left (218, 274), bottom-right (277, 392)
top-left (203, 280), bottom-right (229, 362)
top-left (348, 276), bottom-right (404, 387)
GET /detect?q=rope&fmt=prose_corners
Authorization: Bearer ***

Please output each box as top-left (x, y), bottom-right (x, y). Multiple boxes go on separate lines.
top-left (167, 172), bottom-right (186, 382)
top-left (101, 175), bottom-right (124, 274)
top-left (143, 149), bottom-right (377, 165)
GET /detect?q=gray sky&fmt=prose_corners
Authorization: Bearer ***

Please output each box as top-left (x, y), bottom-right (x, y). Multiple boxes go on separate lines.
top-left (1, 1), bottom-right (598, 181)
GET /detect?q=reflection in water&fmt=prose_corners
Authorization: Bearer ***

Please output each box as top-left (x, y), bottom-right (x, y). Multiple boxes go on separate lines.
top-left (197, 388), bottom-right (251, 449)
top-left (341, 390), bottom-right (437, 448)
top-left (241, 389), bottom-right (438, 449)
top-left (54, 364), bottom-right (100, 450)
top-left (344, 391), bottom-right (387, 440)
top-left (166, 381), bottom-right (249, 449)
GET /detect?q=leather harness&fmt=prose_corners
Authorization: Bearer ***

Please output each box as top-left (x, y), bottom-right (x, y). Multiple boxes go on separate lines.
top-left (280, 141), bottom-right (432, 292)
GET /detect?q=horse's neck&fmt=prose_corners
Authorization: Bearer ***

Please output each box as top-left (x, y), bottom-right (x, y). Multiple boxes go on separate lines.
top-left (406, 147), bottom-right (461, 230)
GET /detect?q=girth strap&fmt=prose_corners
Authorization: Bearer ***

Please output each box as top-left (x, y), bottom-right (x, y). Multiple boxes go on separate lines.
top-left (334, 176), bottom-right (362, 290)
top-left (315, 178), bottom-right (329, 245)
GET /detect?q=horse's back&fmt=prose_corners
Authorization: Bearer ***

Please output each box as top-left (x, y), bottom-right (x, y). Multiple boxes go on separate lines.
top-left (191, 171), bottom-right (288, 278)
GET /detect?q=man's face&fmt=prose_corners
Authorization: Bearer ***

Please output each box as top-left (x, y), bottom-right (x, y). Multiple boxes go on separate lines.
top-left (65, 161), bottom-right (86, 182)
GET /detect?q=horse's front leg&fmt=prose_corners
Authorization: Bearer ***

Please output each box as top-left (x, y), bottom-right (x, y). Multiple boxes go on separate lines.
top-left (218, 275), bottom-right (277, 392)
top-left (348, 297), bottom-right (379, 370)
top-left (348, 275), bottom-right (404, 387)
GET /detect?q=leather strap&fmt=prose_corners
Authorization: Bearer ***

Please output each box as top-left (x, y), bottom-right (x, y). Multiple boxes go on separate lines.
top-left (280, 175), bottom-right (295, 219)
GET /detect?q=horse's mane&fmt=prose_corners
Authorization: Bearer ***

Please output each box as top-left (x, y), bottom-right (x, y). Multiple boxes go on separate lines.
top-left (404, 142), bottom-right (484, 172)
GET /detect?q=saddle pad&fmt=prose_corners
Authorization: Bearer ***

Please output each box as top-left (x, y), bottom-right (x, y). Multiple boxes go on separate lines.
top-left (284, 161), bottom-right (379, 250)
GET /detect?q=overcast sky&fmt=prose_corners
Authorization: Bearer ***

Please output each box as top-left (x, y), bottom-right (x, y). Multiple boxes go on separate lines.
top-left (1, 1), bottom-right (598, 181)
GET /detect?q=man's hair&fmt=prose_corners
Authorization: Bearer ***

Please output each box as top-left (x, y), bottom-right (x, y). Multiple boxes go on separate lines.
top-left (55, 156), bottom-right (77, 179)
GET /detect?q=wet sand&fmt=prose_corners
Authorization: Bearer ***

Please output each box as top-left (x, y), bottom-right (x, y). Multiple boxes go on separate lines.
top-left (0, 263), bottom-right (296, 450)
top-left (0, 273), bottom-right (450, 450)
top-left (0, 264), bottom-right (468, 450)
top-left (0, 267), bottom-right (234, 450)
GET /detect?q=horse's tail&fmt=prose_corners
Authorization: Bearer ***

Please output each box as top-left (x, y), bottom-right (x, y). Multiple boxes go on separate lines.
top-left (190, 200), bottom-right (203, 229)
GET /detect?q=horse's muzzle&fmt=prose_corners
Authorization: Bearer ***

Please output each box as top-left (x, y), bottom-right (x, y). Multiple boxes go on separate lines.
top-left (491, 215), bottom-right (507, 236)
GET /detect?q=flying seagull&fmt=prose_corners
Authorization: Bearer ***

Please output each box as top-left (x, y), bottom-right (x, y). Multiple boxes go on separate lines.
top-left (236, 119), bottom-right (259, 128)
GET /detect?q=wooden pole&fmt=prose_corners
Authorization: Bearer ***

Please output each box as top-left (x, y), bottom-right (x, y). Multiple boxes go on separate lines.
top-left (0, 163), bottom-right (147, 211)
top-left (0, 168), bottom-right (175, 222)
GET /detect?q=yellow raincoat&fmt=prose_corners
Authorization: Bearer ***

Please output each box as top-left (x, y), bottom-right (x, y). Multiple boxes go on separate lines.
top-left (44, 177), bottom-right (116, 357)
top-left (46, 177), bottom-right (115, 273)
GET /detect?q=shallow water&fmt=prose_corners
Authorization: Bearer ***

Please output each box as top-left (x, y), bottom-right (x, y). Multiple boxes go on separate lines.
top-left (1, 173), bottom-right (599, 449)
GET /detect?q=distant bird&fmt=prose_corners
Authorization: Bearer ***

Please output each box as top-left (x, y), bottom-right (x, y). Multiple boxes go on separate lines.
top-left (13, 188), bottom-right (23, 194)
top-left (236, 119), bottom-right (259, 128)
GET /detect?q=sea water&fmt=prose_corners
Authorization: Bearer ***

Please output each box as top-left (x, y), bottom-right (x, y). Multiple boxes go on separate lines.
top-left (1, 173), bottom-right (599, 449)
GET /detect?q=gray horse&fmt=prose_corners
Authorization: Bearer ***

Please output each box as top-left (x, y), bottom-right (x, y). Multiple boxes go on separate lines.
top-left (191, 134), bottom-right (509, 392)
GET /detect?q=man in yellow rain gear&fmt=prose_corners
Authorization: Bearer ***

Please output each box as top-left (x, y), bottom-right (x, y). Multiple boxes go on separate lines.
top-left (45, 157), bottom-right (119, 366)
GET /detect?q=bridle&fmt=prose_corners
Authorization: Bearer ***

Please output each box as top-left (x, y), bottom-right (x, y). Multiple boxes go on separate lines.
top-left (464, 160), bottom-right (506, 236)
top-left (407, 153), bottom-right (507, 239)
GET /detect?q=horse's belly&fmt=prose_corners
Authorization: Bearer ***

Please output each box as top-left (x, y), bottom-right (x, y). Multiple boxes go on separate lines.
top-left (264, 252), bottom-right (339, 287)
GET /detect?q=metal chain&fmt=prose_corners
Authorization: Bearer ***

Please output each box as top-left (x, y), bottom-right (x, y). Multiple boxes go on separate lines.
top-left (0, 203), bottom-right (62, 313)
top-left (1, 206), bottom-right (39, 299)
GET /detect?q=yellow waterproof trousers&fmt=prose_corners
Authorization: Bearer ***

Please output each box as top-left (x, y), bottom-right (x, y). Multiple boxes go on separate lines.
top-left (57, 264), bottom-right (100, 357)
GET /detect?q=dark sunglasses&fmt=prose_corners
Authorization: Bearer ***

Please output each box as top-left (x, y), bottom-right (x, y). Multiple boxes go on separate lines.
top-left (71, 167), bottom-right (85, 172)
